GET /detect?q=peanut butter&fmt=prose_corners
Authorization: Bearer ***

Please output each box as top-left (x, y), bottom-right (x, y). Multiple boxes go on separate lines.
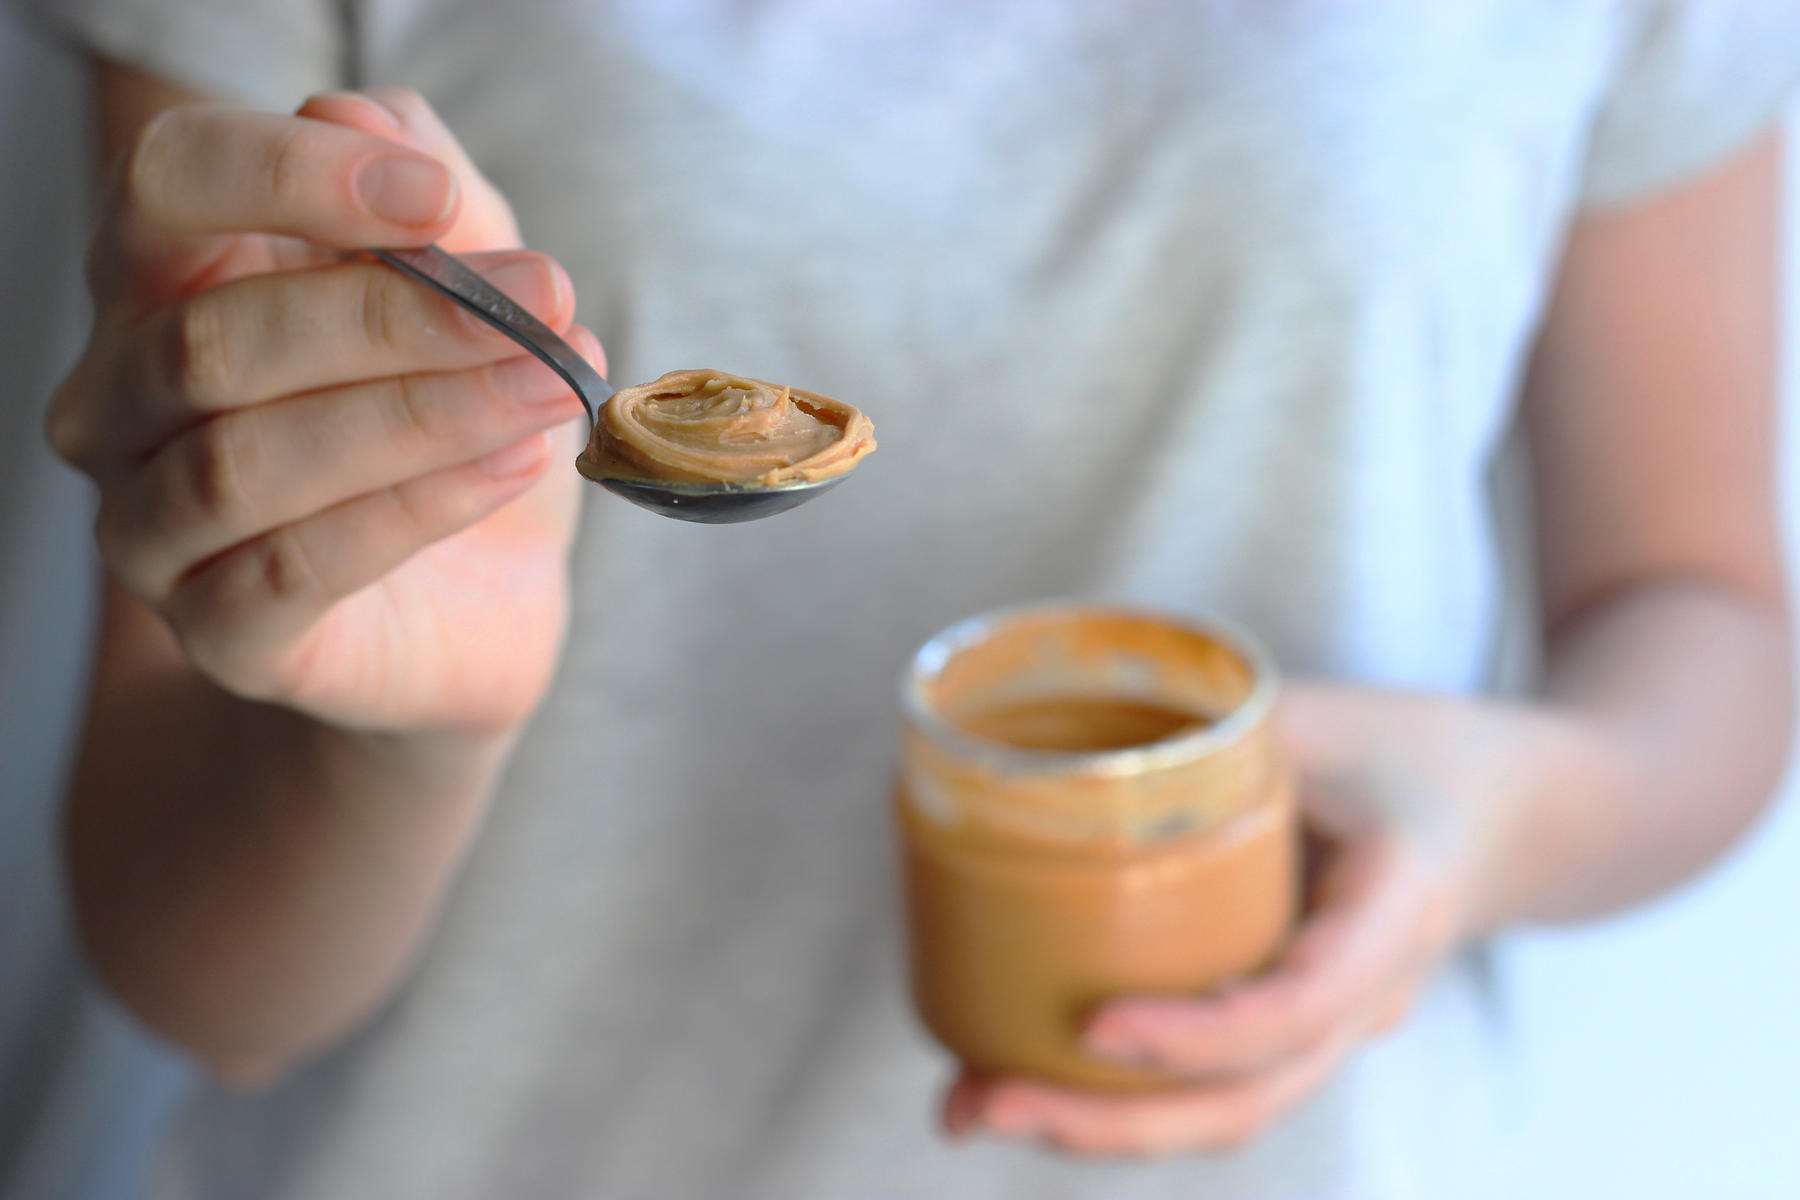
top-left (577, 369), bottom-right (875, 487)
top-left (957, 696), bottom-right (1209, 753)
top-left (897, 607), bottom-right (1297, 1091)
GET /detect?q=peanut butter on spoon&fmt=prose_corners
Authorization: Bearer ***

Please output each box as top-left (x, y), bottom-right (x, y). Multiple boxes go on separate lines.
top-left (577, 369), bottom-right (876, 488)
top-left (372, 247), bottom-right (865, 522)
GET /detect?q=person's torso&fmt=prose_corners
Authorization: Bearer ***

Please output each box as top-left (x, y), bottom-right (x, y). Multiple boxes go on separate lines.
top-left (158, 3), bottom-right (1623, 1196)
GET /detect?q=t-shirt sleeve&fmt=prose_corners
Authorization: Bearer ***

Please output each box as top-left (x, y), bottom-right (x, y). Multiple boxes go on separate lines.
top-left (18, 0), bottom-right (345, 109)
top-left (1579, 0), bottom-right (1800, 208)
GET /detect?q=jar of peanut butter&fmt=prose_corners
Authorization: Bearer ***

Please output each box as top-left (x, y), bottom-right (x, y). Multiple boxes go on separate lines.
top-left (897, 605), bottom-right (1297, 1091)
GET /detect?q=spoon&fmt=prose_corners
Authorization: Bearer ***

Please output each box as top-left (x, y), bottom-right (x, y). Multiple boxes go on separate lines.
top-left (373, 245), bottom-right (845, 524)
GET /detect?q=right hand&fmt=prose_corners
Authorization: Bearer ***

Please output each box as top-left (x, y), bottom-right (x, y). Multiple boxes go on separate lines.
top-left (48, 89), bottom-right (604, 734)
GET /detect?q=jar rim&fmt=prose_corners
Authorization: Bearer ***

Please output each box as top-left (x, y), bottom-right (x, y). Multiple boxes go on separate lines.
top-left (900, 602), bottom-right (1280, 779)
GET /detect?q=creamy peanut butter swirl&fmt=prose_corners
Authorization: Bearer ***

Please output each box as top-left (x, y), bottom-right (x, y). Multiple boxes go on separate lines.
top-left (578, 369), bottom-right (875, 488)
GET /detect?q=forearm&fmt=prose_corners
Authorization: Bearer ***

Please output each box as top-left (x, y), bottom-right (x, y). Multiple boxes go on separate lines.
top-left (67, 615), bottom-right (511, 1084)
top-left (57, 61), bottom-right (576, 1083)
top-left (1467, 577), bottom-right (1793, 934)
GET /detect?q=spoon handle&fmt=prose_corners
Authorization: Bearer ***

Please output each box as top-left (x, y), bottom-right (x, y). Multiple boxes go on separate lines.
top-left (372, 245), bottom-right (612, 427)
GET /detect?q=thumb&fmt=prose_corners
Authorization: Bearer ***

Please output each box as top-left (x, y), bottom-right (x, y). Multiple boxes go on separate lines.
top-left (297, 89), bottom-right (522, 252)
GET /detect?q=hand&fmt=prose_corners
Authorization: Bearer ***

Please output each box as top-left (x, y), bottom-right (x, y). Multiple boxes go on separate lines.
top-left (943, 682), bottom-right (1571, 1157)
top-left (48, 88), bottom-right (604, 733)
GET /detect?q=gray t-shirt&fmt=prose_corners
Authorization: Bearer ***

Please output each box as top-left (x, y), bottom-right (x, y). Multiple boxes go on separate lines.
top-left (27, 2), bottom-right (1800, 1197)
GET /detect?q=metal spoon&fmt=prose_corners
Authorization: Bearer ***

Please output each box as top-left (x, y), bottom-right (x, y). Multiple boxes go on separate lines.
top-left (373, 245), bottom-right (845, 524)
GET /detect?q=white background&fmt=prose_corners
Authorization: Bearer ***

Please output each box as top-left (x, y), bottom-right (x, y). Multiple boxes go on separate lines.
top-left (1, 9), bottom-right (1795, 1197)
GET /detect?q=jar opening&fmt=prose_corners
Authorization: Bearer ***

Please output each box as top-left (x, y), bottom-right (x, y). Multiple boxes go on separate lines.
top-left (904, 604), bottom-right (1275, 778)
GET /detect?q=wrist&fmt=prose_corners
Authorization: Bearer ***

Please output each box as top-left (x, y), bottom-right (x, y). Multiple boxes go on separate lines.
top-left (1450, 703), bottom-right (1639, 941)
top-left (292, 709), bottom-right (523, 812)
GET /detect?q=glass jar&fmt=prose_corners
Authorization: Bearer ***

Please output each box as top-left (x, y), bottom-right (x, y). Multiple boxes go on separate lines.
top-left (897, 605), bottom-right (1297, 1090)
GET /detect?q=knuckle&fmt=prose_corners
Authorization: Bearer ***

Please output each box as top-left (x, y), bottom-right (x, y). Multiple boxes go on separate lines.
top-left (166, 529), bottom-right (319, 697)
top-left (44, 387), bottom-right (90, 466)
top-left (91, 497), bottom-right (164, 605)
top-left (162, 532), bottom-right (320, 708)
top-left (162, 569), bottom-right (225, 651)
top-left (259, 122), bottom-right (320, 209)
top-left (250, 526), bottom-right (322, 607)
top-left (357, 265), bottom-right (414, 355)
top-left (118, 105), bottom-right (187, 219)
top-left (383, 474), bottom-right (438, 536)
top-left (467, 359), bottom-right (519, 419)
top-left (178, 417), bottom-right (258, 525)
top-left (385, 371), bottom-right (463, 450)
top-left (169, 296), bottom-right (237, 403)
top-left (46, 349), bottom-right (126, 471)
top-left (168, 611), bottom-right (277, 704)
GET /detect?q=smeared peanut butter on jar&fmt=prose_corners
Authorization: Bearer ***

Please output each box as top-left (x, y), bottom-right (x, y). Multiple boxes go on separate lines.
top-left (897, 607), bottom-right (1297, 1091)
top-left (577, 369), bottom-right (875, 488)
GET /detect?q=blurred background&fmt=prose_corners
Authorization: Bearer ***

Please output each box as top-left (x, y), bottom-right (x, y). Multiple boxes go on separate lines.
top-left (1, 7), bottom-right (1795, 1198)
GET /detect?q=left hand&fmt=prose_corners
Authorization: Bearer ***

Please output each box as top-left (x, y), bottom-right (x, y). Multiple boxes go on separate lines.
top-left (944, 681), bottom-right (1571, 1157)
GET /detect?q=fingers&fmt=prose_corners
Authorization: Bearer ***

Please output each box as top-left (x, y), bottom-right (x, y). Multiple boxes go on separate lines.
top-left (166, 432), bottom-right (555, 701)
top-left (952, 1022), bottom-right (1355, 1158)
top-left (96, 338), bottom-right (593, 602)
top-left (94, 89), bottom-right (519, 307)
top-left (298, 88), bottom-right (522, 251)
top-left (949, 836), bottom-right (1443, 1158)
top-left (946, 837), bottom-right (1434, 1159)
top-left (1082, 836), bottom-right (1428, 1079)
top-left (295, 91), bottom-right (411, 139)
top-left (56, 249), bottom-right (573, 468)
top-left (941, 1071), bottom-right (992, 1141)
top-left (107, 105), bottom-right (458, 268)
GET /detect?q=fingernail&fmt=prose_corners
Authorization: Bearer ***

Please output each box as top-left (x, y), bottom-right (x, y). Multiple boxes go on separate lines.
top-left (484, 258), bottom-right (567, 318)
top-left (490, 355), bottom-right (577, 407)
top-left (302, 91), bottom-right (401, 132)
top-left (476, 433), bottom-right (549, 478)
top-left (356, 156), bottom-right (455, 226)
top-left (348, 93), bottom-right (403, 131)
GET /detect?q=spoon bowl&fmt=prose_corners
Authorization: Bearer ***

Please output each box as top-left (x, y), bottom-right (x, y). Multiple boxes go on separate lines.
top-left (374, 245), bottom-right (852, 524)
top-left (593, 476), bottom-right (845, 524)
